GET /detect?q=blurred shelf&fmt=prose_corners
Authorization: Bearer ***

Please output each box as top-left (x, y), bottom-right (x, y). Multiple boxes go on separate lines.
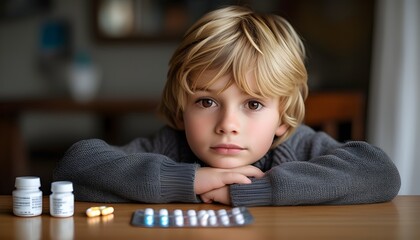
top-left (0, 98), bottom-right (159, 113)
top-left (0, 97), bottom-right (160, 194)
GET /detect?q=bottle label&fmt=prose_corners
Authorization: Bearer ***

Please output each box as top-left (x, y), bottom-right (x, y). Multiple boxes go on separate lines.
top-left (13, 195), bottom-right (42, 216)
top-left (51, 194), bottom-right (74, 216)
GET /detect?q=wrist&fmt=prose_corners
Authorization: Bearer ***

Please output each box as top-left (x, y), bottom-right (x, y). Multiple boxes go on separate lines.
top-left (230, 177), bottom-right (272, 206)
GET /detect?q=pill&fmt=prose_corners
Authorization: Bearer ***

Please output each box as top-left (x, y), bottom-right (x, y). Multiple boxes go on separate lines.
top-left (199, 214), bottom-right (209, 226)
top-left (143, 208), bottom-right (154, 226)
top-left (186, 210), bottom-right (197, 226)
top-left (197, 210), bottom-right (207, 218)
top-left (174, 209), bottom-right (184, 226)
top-left (189, 215), bottom-right (198, 226)
top-left (86, 208), bottom-right (101, 217)
top-left (86, 206), bottom-right (108, 217)
top-left (131, 207), bottom-right (253, 227)
top-left (232, 207), bottom-right (241, 215)
top-left (174, 209), bottom-right (183, 216)
top-left (220, 214), bottom-right (230, 226)
top-left (198, 210), bottom-right (209, 226)
top-left (235, 213), bottom-right (245, 225)
top-left (144, 216), bottom-right (153, 226)
top-left (144, 216), bottom-right (154, 226)
top-left (175, 216), bottom-right (184, 226)
top-left (101, 207), bottom-right (114, 216)
top-left (145, 208), bottom-right (154, 215)
top-left (209, 215), bottom-right (218, 226)
top-left (217, 209), bottom-right (227, 216)
top-left (159, 209), bottom-right (168, 216)
top-left (159, 209), bottom-right (169, 227)
top-left (187, 209), bottom-right (196, 216)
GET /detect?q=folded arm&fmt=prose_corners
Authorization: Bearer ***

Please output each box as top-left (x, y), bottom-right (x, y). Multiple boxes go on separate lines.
top-left (53, 138), bottom-right (200, 203)
top-left (230, 126), bottom-right (401, 206)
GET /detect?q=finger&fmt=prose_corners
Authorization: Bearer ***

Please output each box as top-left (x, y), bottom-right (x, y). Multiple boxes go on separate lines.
top-left (220, 172), bottom-right (252, 185)
top-left (201, 187), bottom-right (231, 205)
top-left (200, 194), bottom-right (213, 203)
top-left (231, 165), bottom-right (265, 178)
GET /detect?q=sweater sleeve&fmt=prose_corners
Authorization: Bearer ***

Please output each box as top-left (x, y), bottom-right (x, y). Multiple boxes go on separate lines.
top-left (53, 129), bottom-right (201, 203)
top-left (230, 125), bottom-right (401, 206)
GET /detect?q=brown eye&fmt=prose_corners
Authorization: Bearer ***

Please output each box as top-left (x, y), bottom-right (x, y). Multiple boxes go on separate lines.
top-left (200, 99), bottom-right (214, 108)
top-left (247, 101), bottom-right (263, 110)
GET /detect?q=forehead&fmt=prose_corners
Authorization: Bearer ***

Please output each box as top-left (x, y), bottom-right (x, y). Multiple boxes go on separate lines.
top-left (191, 70), bottom-right (259, 94)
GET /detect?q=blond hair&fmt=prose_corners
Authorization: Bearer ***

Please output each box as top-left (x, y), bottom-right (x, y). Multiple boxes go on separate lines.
top-left (159, 5), bottom-right (308, 146)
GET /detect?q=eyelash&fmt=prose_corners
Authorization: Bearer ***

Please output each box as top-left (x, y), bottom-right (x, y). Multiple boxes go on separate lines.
top-left (195, 98), bottom-right (264, 111)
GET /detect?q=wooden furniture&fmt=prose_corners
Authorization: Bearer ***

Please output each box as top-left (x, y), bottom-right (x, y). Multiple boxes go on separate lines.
top-left (0, 91), bottom-right (365, 194)
top-left (304, 91), bottom-right (365, 140)
top-left (0, 195), bottom-right (418, 240)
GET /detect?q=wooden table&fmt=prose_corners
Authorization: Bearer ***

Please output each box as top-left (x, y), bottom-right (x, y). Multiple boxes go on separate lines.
top-left (0, 196), bottom-right (418, 240)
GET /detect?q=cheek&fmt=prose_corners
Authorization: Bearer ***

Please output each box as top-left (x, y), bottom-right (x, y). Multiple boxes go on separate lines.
top-left (184, 116), bottom-right (200, 133)
top-left (249, 127), bottom-right (275, 149)
top-left (183, 111), bottom-right (212, 144)
top-left (247, 115), bottom-right (280, 149)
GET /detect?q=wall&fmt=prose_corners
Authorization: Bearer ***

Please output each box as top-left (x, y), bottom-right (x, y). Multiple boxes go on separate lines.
top-left (0, 0), bottom-right (173, 148)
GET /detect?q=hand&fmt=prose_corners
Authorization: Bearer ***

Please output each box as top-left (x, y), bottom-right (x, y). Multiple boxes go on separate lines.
top-left (200, 186), bottom-right (230, 205)
top-left (194, 165), bottom-right (264, 195)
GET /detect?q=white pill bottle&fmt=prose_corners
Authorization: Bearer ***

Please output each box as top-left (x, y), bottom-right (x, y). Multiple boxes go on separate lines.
top-left (50, 181), bottom-right (74, 217)
top-left (13, 176), bottom-right (43, 217)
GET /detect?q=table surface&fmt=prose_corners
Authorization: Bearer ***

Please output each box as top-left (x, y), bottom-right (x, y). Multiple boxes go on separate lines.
top-left (0, 195), bottom-right (419, 240)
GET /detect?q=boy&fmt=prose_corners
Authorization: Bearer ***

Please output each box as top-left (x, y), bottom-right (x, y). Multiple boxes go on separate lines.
top-left (53, 6), bottom-right (400, 206)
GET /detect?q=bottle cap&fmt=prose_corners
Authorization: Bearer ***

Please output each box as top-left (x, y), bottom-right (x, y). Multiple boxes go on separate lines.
top-left (15, 176), bottom-right (41, 188)
top-left (51, 181), bottom-right (73, 192)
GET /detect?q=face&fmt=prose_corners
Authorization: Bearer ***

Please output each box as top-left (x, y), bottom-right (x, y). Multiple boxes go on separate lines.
top-left (181, 71), bottom-right (288, 169)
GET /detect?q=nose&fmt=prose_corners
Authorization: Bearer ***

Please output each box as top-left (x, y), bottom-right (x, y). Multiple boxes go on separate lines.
top-left (215, 107), bottom-right (240, 135)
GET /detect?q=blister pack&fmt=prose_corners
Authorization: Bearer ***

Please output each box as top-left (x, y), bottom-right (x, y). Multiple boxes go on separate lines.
top-left (131, 207), bottom-right (253, 228)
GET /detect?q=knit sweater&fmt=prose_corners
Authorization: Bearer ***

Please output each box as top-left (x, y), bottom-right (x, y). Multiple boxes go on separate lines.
top-left (53, 125), bottom-right (401, 206)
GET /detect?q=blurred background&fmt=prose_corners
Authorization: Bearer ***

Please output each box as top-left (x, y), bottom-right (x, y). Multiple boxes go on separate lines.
top-left (0, 0), bottom-right (418, 195)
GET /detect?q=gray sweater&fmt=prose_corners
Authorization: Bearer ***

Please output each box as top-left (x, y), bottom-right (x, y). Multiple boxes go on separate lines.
top-left (53, 125), bottom-right (400, 206)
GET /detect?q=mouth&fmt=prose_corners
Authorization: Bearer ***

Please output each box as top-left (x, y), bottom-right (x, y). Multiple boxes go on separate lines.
top-left (210, 144), bottom-right (245, 155)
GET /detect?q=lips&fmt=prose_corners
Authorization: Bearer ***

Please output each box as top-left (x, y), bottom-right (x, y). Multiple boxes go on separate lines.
top-left (210, 144), bottom-right (245, 155)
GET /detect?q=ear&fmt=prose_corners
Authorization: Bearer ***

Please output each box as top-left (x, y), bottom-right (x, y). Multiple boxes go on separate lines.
top-left (275, 124), bottom-right (288, 137)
